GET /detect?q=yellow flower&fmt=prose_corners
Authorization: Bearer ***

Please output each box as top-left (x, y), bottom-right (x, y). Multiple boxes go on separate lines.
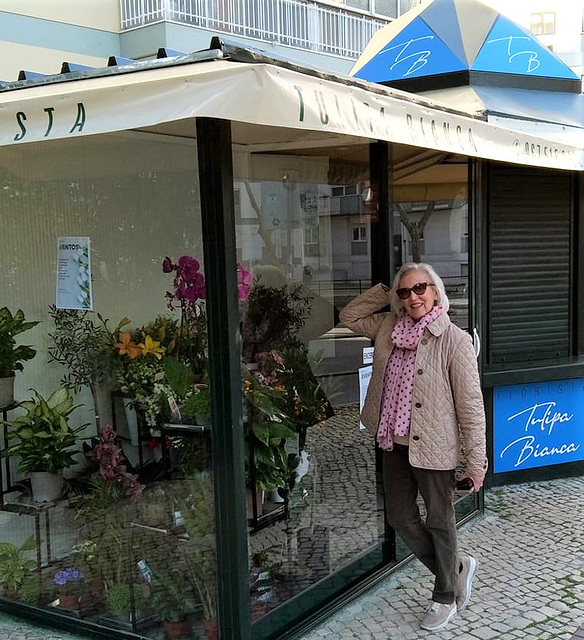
top-left (115, 332), bottom-right (142, 359)
top-left (137, 335), bottom-right (166, 360)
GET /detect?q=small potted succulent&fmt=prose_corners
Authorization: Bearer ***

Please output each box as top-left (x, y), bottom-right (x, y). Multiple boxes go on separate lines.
top-left (0, 307), bottom-right (39, 408)
top-left (106, 581), bottom-right (148, 622)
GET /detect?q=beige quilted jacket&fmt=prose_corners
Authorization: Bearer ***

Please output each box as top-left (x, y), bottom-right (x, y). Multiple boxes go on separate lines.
top-left (340, 284), bottom-right (488, 476)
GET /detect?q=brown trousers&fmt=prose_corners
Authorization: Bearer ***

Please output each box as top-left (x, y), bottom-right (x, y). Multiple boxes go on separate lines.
top-left (383, 444), bottom-right (458, 604)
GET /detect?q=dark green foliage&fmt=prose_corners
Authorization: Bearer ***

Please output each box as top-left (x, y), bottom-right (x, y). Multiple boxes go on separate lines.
top-left (0, 307), bottom-right (39, 378)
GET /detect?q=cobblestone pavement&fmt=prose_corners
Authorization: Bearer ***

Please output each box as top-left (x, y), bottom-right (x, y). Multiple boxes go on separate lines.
top-left (0, 476), bottom-right (583, 639)
top-left (298, 476), bottom-right (584, 640)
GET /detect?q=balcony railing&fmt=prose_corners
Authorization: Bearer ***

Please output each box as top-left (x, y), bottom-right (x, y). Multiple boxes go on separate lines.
top-left (120, 0), bottom-right (391, 59)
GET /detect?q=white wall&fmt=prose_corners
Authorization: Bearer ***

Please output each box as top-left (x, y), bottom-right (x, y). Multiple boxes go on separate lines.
top-left (0, 0), bottom-right (120, 32)
top-left (0, 41), bottom-right (108, 81)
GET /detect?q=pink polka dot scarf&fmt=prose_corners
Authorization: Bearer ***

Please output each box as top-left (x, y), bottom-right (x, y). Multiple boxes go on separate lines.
top-left (377, 305), bottom-right (445, 451)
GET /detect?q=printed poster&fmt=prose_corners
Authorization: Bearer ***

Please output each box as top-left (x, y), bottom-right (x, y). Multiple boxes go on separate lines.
top-left (56, 237), bottom-right (93, 310)
top-left (493, 378), bottom-right (584, 472)
top-left (358, 365), bottom-right (372, 431)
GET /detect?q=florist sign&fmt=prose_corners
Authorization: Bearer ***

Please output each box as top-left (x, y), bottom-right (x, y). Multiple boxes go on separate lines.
top-left (493, 378), bottom-right (584, 473)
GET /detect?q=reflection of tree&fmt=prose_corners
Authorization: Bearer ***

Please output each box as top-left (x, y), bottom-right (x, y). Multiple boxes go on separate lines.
top-left (395, 202), bottom-right (435, 263)
top-left (243, 181), bottom-right (279, 267)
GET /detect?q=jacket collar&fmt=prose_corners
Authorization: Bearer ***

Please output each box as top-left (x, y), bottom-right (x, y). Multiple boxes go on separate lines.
top-left (427, 310), bottom-right (451, 336)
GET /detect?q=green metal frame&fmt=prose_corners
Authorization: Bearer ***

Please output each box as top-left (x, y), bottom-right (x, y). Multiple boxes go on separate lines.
top-left (196, 117), bottom-right (251, 640)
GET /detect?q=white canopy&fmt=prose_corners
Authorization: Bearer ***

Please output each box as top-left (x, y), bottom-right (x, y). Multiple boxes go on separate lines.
top-left (0, 57), bottom-right (582, 171)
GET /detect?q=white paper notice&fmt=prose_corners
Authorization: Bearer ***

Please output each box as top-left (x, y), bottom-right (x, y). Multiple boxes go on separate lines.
top-left (56, 237), bottom-right (93, 310)
top-left (358, 365), bottom-right (372, 430)
top-left (363, 346), bottom-right (374, 364)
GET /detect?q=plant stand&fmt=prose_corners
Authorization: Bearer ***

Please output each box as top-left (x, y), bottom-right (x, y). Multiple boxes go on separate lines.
top-left (0, 403), bottom-right (21, 501)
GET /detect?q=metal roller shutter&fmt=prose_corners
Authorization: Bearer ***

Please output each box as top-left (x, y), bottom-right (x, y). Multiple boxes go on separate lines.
top-left (488, 163), bottom-right (572, 364)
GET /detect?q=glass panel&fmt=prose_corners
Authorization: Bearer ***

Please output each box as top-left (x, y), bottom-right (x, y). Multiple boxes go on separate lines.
top-left (392, 146), bottom-right (470, 330)
top-left (0, 132), bottom-right (218, 639)
top-left (232, 124), bottom-right (384, 631)
top-left (391, 145), bottom-right (477, 563)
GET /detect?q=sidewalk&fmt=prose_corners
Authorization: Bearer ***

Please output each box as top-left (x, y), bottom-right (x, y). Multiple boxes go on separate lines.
top-left (298, 475), bottom-right (584, 640)
top-left (0, 476), bottom-right (583, 639)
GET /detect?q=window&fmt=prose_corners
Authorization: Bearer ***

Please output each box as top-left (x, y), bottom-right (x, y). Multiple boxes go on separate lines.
top-left (304, 225), bottom-right (320, 257)
top-left (531, 12), bottom-right (555, 35)
top-left (351, 225), bottom-right (368, 255)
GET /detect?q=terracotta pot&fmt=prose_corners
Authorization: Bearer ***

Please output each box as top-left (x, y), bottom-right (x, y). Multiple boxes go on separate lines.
top-left (0, 376), bottom-right (15, 409)
top-left (163, 618), bottom-right (191, 639)
top-left (3, 589), bottom-right (19, 600)
top-left (58, 593), bottom-right (80, 609)
top-left (30, 470), bottom-right (63, 503)
top-left (203, 618), bottom-right (219, 640)
top-left (84, 578), bottom-right (105, 602)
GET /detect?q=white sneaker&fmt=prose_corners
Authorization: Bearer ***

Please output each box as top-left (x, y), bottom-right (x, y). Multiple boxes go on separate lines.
top-left (457, 555), bottom-right (478, 610)
top-left (420, 601), bottom-right (457, 631)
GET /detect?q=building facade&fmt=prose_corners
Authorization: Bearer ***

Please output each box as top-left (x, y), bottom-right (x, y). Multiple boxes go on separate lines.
top-left (0, 2), bottom-right (582, 640)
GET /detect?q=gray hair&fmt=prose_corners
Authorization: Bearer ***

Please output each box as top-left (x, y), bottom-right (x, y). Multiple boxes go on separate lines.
top-left (390, 262), bottom-right (450, 316)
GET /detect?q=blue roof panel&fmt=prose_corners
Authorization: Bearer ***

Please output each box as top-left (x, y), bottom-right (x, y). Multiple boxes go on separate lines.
top-left (353, 17), bottom-right (467, 83)
top-left (472, 15), bottom-right (580, 80)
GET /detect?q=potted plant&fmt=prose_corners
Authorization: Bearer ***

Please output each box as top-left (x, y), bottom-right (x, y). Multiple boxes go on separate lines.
top-left (106, 581), bottom-right (148, 621)
top-left (149, 568), bottom-right (199, 640)
top-left (47, 305), bottom-right (123, 431)
top-left (2, 387), bottom-right (87, 502)
top-left (243, 367), bottom-right (296, 516)
top-left (181, 387), bottom-right (211, 426)
top-left (0, 307), bottom-right (39, 408)
top-left (52, 567), bottom-right (85, 610)
top-left (176, 472), bottom-right (217, 638)
top-left (0, 536), bottom-right (37, 599)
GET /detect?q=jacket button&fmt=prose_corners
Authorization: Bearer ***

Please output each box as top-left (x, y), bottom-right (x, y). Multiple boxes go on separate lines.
top-left (415, 402), bottom-right (421, 408)
top-left (421, 339), bottom-right (428, 345)
top-left (417, 369), bottom-right (423, 375)
top-left (412, 435), bottom-right (420, 441)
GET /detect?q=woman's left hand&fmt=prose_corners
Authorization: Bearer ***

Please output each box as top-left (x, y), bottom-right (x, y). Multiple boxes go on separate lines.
top-left (456, 472), bottom-right (485, 492)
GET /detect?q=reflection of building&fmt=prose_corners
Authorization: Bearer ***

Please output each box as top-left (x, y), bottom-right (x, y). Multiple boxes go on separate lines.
top-left (484, 0), bottom-right (584, 83)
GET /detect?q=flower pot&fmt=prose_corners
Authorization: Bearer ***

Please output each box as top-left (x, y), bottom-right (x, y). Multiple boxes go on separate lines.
top-left (0, 376), bottom-right (15, 408)
top-left (58, 593), bottom-right (80, 610)
top-left (30, 470), bottom-right (63, 503)
top-left (123, 399), bottom-right (140, 446)
top-left (203, 619), bottom-right (218, 640)
top-left (269, 489), bottom-right (285, 504)
top-left (246, 489), bottom-right (264, 519)
top-left (163, 618), bottom-right (191, 640)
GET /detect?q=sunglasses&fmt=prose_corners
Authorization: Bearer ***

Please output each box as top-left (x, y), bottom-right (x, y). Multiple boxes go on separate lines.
top-left (396, 282), bottom-right (435, 300)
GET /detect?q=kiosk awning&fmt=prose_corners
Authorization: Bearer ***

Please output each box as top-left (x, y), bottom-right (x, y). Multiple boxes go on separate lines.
top-left (0, 54), bottom-right (581, 171)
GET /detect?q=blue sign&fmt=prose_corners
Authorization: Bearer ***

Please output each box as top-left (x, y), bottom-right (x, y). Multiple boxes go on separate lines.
top-left (353, 18), bottom-right (466, 83)
top-left (472, 15), bottom-right (579, 80)
top-left (493, 378), bottom-right (584, 473)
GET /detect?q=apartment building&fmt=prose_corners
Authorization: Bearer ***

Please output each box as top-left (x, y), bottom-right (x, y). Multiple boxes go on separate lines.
top-left (485, 0), bottom-right (584, 83)
top-left (0, 0), bottom-right (430, 82)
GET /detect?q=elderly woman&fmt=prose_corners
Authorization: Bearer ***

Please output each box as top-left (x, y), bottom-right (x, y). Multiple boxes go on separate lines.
top-left (340, 262), bottom-right (487, 632)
